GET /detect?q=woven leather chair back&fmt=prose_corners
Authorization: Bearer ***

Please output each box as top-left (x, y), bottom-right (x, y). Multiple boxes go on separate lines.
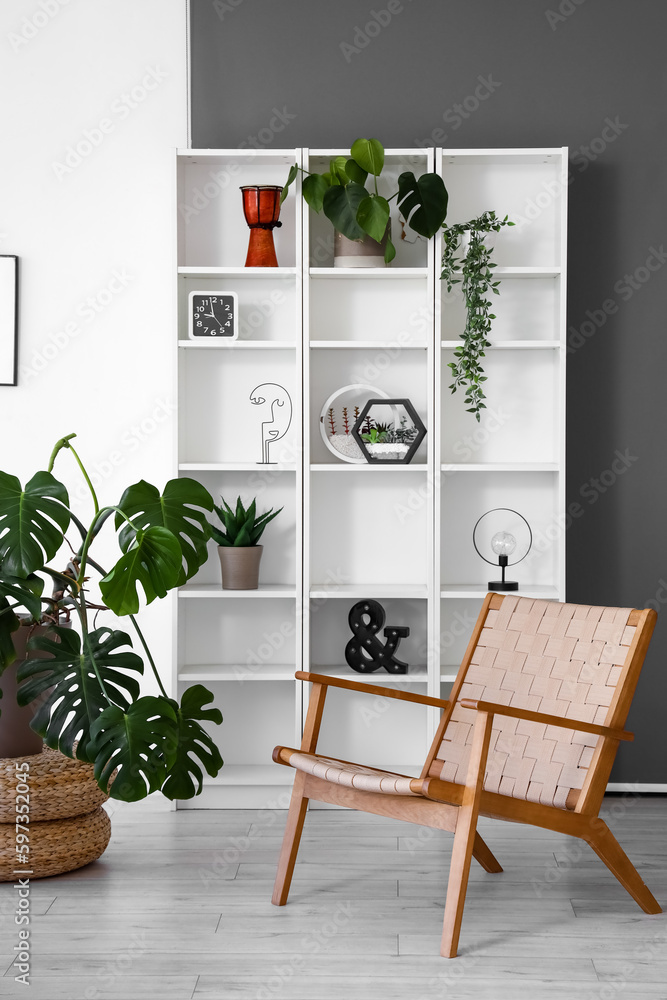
top-left (429, 597), bottom-right (637, 808)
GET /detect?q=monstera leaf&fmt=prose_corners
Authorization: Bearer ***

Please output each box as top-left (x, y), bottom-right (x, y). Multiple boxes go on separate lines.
top-left (357, 195), bottom-right (390, 244)
top-left (88, 695), bottom-right (179, 801)
top-left (397, 171), bottom-right (449, 239)
top-left (322, 182), bottom-right (367, 241)
top-left (115, 478), bottom-right (214, 585)
top-left (350, 138), bottom-right (384, 176)
top-left (0, 596), bottom-right (20, 677)
top-left (0, 471), bottom-right (70, 577)
top-left (161, 685), bottom-right (223, 800)
top-left (16, 626), bottom-right (143, 760)
top-left (100, 526), bottom-right (182, 616)
top-left (0, 573), bottom-right (44, 674)
top-left (344, 157), bottom-right (368, 186)
top-left (0, 572), bottom-right (44, 624)
top-left (301, 173), bottom-right (329, 212)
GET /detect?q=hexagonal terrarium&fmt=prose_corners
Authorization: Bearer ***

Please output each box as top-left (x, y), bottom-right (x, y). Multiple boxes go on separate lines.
top-left (351, 398), bottom-right (426, 464)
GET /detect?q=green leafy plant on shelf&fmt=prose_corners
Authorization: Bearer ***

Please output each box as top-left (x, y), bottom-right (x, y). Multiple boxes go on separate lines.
top-left (0, 433), bottom-right (223, 802)
top-left (281, 138), bottom-right (449, 263)
top-left (361, 417), bottom-right (418, 446)
top-left (441, 211), bottom-right (514, 421)
top-left (209, 496), bottom-right (283, 547)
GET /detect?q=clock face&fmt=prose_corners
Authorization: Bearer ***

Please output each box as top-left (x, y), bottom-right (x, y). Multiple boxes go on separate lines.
top-left (188, 291), bottom-right (238, 340)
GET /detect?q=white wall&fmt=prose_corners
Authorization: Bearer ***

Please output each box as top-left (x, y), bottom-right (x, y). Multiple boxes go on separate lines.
top-left (0, 0), bottom-right (188, 690)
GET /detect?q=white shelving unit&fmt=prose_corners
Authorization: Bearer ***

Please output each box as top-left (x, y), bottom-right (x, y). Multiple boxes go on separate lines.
top-left (173, 146), bottom-right (567, 807)
top-left (301, 147), bottom-right (437, 783)
top-left (434, 147), bottom-right (568, 731)
top-left (174, 149), bottom-right (304, 808)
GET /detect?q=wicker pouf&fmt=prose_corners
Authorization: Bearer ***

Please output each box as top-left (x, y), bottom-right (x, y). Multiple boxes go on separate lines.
top-left (0, 807), bottom-right (111, 881)
top-left (0, 746), bottom-right (111, 881)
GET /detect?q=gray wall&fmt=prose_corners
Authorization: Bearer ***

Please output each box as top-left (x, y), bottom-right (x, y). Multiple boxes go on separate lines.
top-left (191, 0), bottom-right (667, 783)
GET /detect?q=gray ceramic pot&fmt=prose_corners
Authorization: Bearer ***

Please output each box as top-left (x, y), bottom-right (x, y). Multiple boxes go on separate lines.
top-left (217, 545), bottom-right (264, 590)
top-left (333, 224), bottom-right (390, 267)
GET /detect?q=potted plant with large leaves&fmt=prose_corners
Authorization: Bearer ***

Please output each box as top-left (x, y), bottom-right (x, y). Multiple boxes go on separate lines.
top-left (0, 433), bottom-right (223, 802)
top-left (281, 138), bottom-right (448, 265)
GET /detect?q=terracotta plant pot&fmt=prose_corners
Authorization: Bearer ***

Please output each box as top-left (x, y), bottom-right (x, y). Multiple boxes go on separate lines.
top-left (218, 545), bottom-right (263, 590)
top-left (0, 623), bottom-right (62, 759)
top-left (334, 223), bottom-right (390, 268)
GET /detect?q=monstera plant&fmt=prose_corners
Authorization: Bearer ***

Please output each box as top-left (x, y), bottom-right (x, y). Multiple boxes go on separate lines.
top-left (281, 138), bottom-right (448, 263)
top-left (0, 433), bottom-right (222, 802)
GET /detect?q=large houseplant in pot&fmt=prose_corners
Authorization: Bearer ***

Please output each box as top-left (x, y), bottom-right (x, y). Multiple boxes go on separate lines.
top-left (281, 138), bottom-right (449, 265)
top-left (210, 496), bottom-right (282, 590)
top-left (0, 433), bottom-right (223, 802)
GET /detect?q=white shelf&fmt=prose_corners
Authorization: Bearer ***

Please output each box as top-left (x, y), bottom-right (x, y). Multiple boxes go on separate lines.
top-left (466, 266), bottom-right (560, 278)
top-left (309, 267), bottom-right (429, 279)
top-left (178, 340), bottom-right (296, 349)
top-left (311, 147), bottom-right (430, 162)
top-left (179, 584), bottom-right (297, 599)
top-left (311, 463), bottom-right (429, 472)
top-left (178, 664), bottom-right (297, 682)
top-left (311, 340), bottom-right (428, 350)
top-left (441, 462), bottom-right (559, 472)
top-left (310, 664), bottom-right (428, 684)
top-left (441, 148), bottom-right (565, 165)
top-left (441, 340), bottom-right (560, 350)
top-left (440, 585), bottom-right (561, 600)
top-left (178, 266), bottom-right (297, 278)
top-left (310, 584), bottom-right (429, 600)
top-left (178, 149), bottom-right (297, 166)
top-left (178, 462), bottom-right (297, 472)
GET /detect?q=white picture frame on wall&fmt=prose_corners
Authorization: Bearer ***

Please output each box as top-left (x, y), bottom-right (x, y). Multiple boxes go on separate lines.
top-left (0, 255), bottom-right (18, 386)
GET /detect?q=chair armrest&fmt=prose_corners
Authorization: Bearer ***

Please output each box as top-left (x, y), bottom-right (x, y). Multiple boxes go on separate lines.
top-left (296, 671), bottom-right (450, 709)
top-left (459, 699), bottom-right (633, 742)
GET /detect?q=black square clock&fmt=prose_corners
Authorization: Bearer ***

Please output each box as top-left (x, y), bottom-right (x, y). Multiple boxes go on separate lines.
top-left (188, 291), bottom-right (238, 340)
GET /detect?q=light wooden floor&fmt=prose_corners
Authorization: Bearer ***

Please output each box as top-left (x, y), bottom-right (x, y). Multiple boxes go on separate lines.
top-left (1, 795), bottom-right (666, 999)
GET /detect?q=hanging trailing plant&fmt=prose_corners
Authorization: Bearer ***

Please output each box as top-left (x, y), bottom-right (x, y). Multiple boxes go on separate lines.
top-left (441, 211), bottom-right (514, 421)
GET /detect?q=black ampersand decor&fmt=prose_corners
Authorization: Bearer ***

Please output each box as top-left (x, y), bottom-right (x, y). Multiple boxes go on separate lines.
top-left (345, 600), bottom-right (410, 674)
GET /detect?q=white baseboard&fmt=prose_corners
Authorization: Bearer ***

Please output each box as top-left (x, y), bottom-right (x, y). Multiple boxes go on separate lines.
top-left (606, 783), bottom-right (667, 793)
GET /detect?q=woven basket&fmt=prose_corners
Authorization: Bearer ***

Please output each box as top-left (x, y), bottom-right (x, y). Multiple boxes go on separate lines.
top-left (0, 806), bottom-right (111, 881)
top-left (0, 746), bottom-right (108, 823)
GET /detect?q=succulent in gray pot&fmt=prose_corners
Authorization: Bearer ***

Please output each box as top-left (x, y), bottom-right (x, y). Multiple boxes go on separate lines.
top-left (0, 433), bottom-right (224, 802)
top-left (210, 497), bottom-right (282, 590)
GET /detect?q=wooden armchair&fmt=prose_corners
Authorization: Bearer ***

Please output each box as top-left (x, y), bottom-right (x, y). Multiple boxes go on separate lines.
top-left (271, 594), bottom-right (661, 957)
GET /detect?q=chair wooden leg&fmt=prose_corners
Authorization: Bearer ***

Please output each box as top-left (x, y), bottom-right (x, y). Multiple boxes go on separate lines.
top-left (272, 772), bottom-right (308, 906)
top-left (441, 712), bottom-right (494, 958)
top-left (586, 819), bottom-right (662, 914)
top-left (472, 831), bottom-right (503, 873)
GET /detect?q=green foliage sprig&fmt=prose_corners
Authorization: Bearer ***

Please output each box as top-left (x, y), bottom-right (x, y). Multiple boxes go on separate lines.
top-left (441, 211), bottom-right (514, 421)
top-left (361, 416), bottom-right (418, 445)
top-left (210, 496), bottom-right (282, 548)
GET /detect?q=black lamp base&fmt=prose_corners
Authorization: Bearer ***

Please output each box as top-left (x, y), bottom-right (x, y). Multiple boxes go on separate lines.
top-left (488, 580), bottom-right (519, 591)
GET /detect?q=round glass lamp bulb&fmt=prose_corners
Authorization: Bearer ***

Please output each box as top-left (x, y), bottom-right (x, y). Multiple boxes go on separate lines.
top-left (491, 531), bottom-right (516, 557)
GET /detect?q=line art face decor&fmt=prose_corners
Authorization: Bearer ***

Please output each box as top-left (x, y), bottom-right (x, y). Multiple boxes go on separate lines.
top-left (0, 255), bottom-right (18, 387)
top-left (250, 383), bottom-right (293, 464)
